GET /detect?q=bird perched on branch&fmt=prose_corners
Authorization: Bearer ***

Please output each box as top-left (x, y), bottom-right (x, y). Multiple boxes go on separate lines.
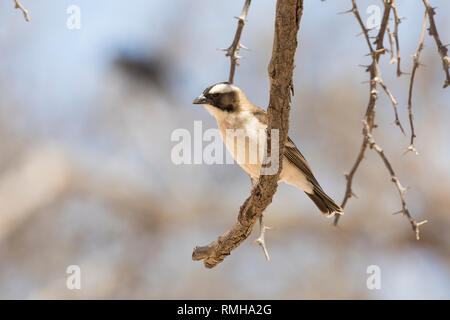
top-left (193, 82), bottom-right (343, 217)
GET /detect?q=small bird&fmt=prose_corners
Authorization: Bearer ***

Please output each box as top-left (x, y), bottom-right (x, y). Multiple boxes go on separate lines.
top-left (193, 82), bottom-right (343, 217)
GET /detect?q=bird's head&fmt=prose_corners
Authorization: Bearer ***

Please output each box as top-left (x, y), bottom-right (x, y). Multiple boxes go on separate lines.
top-left (193, 82), bottom-right (247, 114)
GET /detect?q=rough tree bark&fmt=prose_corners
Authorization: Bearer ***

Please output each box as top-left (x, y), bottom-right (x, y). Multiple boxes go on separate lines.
top-left (192, 0), bottom-right (303, 268)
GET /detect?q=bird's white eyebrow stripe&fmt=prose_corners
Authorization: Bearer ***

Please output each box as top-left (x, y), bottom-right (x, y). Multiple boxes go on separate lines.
top-left (209, 83), bottom-right (234, 94)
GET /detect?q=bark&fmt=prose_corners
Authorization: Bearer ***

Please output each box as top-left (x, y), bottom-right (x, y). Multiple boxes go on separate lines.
top-left (192, 0), bottom-right (303, 268)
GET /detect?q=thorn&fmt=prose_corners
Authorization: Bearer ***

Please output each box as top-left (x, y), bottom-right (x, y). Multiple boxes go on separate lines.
top-left (255, 215), bottom-right (271, 261)
top-left (416, 220), bottom-right (428, 227)
top-left (404, 145), bottom-right (419, 155)
top-left (239, 43), bottom-right (249, 50)
top-left (358, 64), bottom-right (371, 70)
top-left (337, 8), bottom-right (353, 15)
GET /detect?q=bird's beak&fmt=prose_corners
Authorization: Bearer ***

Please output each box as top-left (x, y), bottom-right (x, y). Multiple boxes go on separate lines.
top-left (193, 94), bottom-right (208, 105)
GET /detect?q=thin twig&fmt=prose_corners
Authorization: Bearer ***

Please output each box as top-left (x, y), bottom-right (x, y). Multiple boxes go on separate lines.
top-left (222, 0), bottom-right (251, 84)
top-left (406, 9), bottom-right (428, 154)
top-left (336, 0), bottom-right (390, 227)
top-left (389, 0), bottom-right (403, 76)
top-left (255, 215), bottom-right (271, 261)
top-left (422, 0), bottom-right (450, 88)
top-left (335, 1), bottom-right (424, 239)
top-left (14, 0), bottom-right (30, 22)
top-left (387, 25), bottom-right (396, 65)
top-left (363, 120), bottom-right (427, 240)
top-left (250, 176), bottom-right (271, 260)
top-left (376, 75), bottom-right (405, 135)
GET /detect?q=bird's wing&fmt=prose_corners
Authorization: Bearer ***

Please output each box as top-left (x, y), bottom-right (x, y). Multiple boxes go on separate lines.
top-left (251, 107), bottom-right (323, 189)
top-left (284, 137), bottom-right (322, 189)
top-left (284, 137), bottom-right (343, 214)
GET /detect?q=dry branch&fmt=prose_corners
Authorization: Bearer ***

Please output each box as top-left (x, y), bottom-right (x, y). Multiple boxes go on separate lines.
top-left (389, 0), bottom-right (403, 76)
top-left (406, 10), bottom-right (428, 154)
top-left (334, 0), bottom-right (425, 240)
top-left (14, 0), bottom-right (30, 22)
top-left (363, 120), bottom-right (428, 240)
top-left (192, 0), bottom-right (303, 268)
top-left (223, 0), bottom-right (252, 84)
top-left (335, 0), bottom-right (388, 227)
top-left (422, 0), bottom-right (450, 88)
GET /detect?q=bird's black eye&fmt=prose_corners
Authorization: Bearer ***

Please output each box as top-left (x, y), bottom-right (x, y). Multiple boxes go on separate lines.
top-left (211, 93), bottom-right (219, 98)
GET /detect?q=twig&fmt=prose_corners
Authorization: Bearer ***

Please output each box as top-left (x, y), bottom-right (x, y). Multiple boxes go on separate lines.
top-left (192, 0), bottom-right (303, 268)
top-left (250, 177), bottom-right (271, 260)
top-left (406, 9), bottom-right (428, 154)
top-left (223, 0), bottom-right (252, 84)
top-left (255, 215), bottom-right (271, 261)
top-left (363, 120), bottom-right (427, 240)
top-left (376, 75), bottom-right (405, 135)
top-left (422, 0), bottom-right (450, 88)
top-left (389, 0), bottom-right (403, 76)
top-left (335, 1), bottom-right (424, 239)
top-left (338, 138), bottom-right (367, 211)
top-left (14, 0), bottom-right (30, 22)
top-left (335, 0), bottom-right (390, 227)
top-left (387, 25), bottom-right (396, 65)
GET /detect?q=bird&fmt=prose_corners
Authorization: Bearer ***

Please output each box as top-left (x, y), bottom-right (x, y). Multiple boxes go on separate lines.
top-left (193, 82), bottom-right (343, 217)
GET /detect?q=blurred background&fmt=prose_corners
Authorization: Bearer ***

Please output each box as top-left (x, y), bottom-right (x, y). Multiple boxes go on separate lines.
top-left (0, 0), bottom-right (449, 299)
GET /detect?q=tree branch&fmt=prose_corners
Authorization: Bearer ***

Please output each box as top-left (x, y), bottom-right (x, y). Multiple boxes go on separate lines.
top-left (389, 0), bottom-right (403, 76)
top-left (13, 0), bottom-right (30, 22)
top-left (363, 120), bottom-right (428, 240)
top-left (422, 0), bottom-right (450, 88)
top-left (334, 0), bottom-right (424, 240)
top-left (335, 0), bottom-right (390, 225)
top-left (223, 0), bottom-right (252, 84)
top-left (192, 0), bottom-right (303, 268)
top-left (406, 9), bottom-right (428, 154)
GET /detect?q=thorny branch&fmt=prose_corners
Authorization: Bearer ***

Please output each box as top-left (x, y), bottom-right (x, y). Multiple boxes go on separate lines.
top-left (223, 0), bottom-right (252, 84)
top-left (363, 120), bottom-right (428, 240)
top-left (192, 0), bottom-right (303, 268)
top-left (13, 0), bottom-right (30, 22)
top-left (389, 0), bottom-right (403, 76)
top-left (255, 215), bottom-right (271, 261)
top-left (334, 0), bottom-right (428, 240)
top-left (422, 0), bottom-right (450, 88)
top-left (406, 10), bottom-right (428, 154)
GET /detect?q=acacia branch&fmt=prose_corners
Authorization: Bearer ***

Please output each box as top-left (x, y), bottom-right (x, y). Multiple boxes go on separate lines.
top-left (334, 0), bottom-right (424, 239)
top-left (422, 0), bottom-right (450, 88)
top-left (223, 0), bottom-right (252, 84)
top-left (192, 0), bottom-right (303, 268)
top-left (406, 9), bottom-right (428, 154)
top-left (335, 0), bottom-right (390, 226)
top-left (14, 0), bottom-right (30, 22)
top-left (387, 25), bottom-right (396, 64)
top-left (363, 120), bottom-right (428, 240)
top-left (389, 0), bottom-right (403, 76)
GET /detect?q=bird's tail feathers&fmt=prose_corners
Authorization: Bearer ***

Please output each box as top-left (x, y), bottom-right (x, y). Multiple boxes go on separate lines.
top-left (306, 187), bottom-right (343, 217)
